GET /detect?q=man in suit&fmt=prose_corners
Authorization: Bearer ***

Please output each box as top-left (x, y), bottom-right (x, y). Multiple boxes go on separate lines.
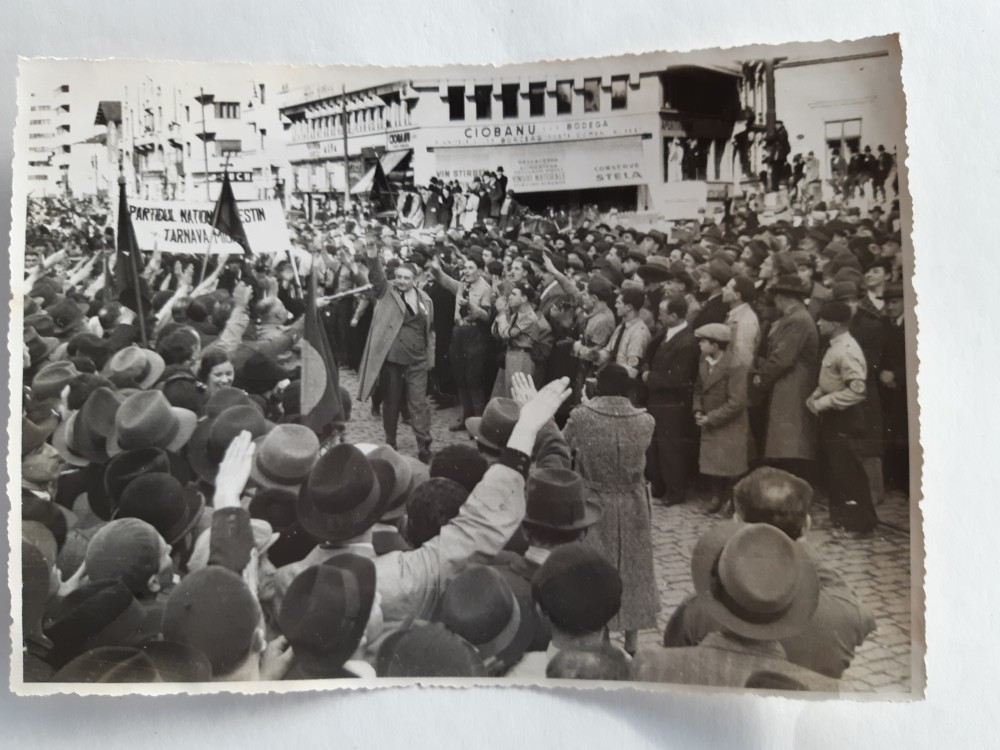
top-left (643, 294), bottom-right (700, 505)
top-left (498, 190), bottom-right (524, 235)
top-left (357, 242), bottom-right (435, 463)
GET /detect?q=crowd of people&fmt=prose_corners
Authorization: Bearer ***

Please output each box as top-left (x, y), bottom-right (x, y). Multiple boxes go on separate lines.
top-left (18, 167), bottom-right (908, 688)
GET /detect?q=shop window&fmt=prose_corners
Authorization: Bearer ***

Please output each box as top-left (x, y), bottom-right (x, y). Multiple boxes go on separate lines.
top-left (611, 76), bottom-right (628, 110)
top-left (556, 81), bottom-right (572, 115)
top-left (474, 85), bottom-right (492, 120)
top-left (501, 84), bottom-right (519, 119)
top-left (583, 78), bottom-right (600, 113)
top-left (529, 83), bottom-right (546, 117)
top-left (448, 86), bottom-right (465, 121)
top-left (825, 118), bottom-right (862, 160)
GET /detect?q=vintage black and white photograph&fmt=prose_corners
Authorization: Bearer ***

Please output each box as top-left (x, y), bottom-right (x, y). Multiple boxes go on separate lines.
top-left (9, 35), bottom-right (920, 695)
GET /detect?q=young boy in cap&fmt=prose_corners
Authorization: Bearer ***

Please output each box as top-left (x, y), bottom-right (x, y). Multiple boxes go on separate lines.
top-left (693, 323), bottom-right (750, 516)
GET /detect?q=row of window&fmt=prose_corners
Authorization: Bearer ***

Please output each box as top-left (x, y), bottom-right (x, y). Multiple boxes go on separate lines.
top-left (29, 119), bottom-right (51, 126)
top-left (448, 78), bottom-right (628, 121)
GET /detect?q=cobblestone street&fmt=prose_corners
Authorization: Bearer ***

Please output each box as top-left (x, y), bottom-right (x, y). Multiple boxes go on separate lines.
top-left (336, 366), bottom-right (915, 693)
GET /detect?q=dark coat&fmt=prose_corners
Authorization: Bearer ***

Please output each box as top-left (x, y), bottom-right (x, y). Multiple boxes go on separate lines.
top-left (691, 294), bottom-right (728, 330)
top-left (645, 327), bottom-right (699, 405)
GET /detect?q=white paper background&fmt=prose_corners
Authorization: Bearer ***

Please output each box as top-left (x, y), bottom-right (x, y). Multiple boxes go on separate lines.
top-left (1, 1), bottom-right (995, 746)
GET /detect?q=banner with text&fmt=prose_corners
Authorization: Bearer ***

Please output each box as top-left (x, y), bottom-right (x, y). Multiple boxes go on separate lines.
top-left (431, 136), bottom-right (649, 192)
top-left (124, 199), bottom-right (291, 254)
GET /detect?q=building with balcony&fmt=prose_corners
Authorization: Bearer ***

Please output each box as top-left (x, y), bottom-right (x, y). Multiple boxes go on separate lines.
top-left (25, 84), bottom-right (74, 196)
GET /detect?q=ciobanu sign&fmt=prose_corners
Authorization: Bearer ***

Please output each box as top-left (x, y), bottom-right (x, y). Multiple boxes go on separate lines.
top-left (429, 114), bottom-right (653, 147)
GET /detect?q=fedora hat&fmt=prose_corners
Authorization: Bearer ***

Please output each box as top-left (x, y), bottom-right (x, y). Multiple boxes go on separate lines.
top-left (201, 386), bottom-right (260, 420)
top-left (361, 444), bottom-right (415, 520)
top-left (114, 472), bottom-right (205, 545)
top-left (108, 390), bottom-right (198, 456)
top-left (103, 346), bottom-right (166, 389)
top-left (466, 398), bottom-right (520, 454)
top-left (52, 386), bottom-right (125, 467)
top-left (102, 447), bottom-right (172, 521)
top-left (376, 622), bottom-right (486, 678)
top-left (278, 554), bottom-right (376, 675)
top-left (437, 565), bottom-right (534, 675)
top-left (188, 404), bottom-right (276, 483)
top-left (635, 255), bottom-right (672, 282)
top-left (524, 468), bottom-right (600, 532)
top-left (52, 642), bottom-right (212, 683)
top-left (690, 521), bottom-right (820, 641)
top-left (23, 412), bottom-right (59, 457)
top-left (24, 313), bottom-right (56, 338)
top-left (297, 443), bottom-right (386, 543)
top-left (48, 297), bottom-right (85, 337)
top-left (770, 274), bottom-right (810, 298)
top-left (249, 424), bottom-right (320, 492)
top-left (30, 360), bottom-right (79, 401)
top-left (43, 579), bottom-right (162, 669)
top-left (24, 326), bottom-right (60, 367)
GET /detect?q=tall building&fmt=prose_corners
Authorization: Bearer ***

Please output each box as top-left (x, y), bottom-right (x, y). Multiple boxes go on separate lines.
top-left (25, 84), bottom-right (73, 196)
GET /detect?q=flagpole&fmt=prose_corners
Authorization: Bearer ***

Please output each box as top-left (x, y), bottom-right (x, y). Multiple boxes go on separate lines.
top-left (200, 87), bottom-right (211, 201)
top-left (119, 160), bottom-right (148, 347)
top-left (341, 85), bottom-right (351, 218)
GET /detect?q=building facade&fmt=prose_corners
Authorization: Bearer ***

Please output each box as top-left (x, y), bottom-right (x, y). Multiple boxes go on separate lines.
top-left (25, 85), bottom-right (73, 197)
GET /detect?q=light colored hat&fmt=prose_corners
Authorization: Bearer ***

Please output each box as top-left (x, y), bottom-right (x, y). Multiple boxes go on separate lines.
top-left (694, 323), bottom-right (732, 344)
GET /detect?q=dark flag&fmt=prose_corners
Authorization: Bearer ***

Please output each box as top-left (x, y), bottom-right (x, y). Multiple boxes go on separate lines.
top-left (300, 262), bottom-right (343, 434)
top-left (209, 170), bottom-right (252, 256)
top-left (369, 159), bottom-right (395, 214)
top-left (115, 177), bottom-right (149, 344)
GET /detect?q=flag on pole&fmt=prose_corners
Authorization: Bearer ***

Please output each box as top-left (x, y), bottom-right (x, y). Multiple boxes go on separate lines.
top-left (115, 177), bottom-right (149, 344)
top-left (209, 170), bottom-right (252, 255)
top-left (300, 265), bottom-right (343, 434)
top-left (369, 159), bottom-right (395, 214)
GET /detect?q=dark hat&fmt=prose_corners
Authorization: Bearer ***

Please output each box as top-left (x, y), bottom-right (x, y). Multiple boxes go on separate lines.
top-left (187, 404), bottom-right (275, 483)
top-left (828, 251), bottom-right (864, 277)
top-left (636, 255), bottom-right (672, 282)
top-left (376, 622), bottom-right (487, 678)
top-left (115, 473), bottom-right (205, 546)
top-left (830, 281), bottom-right (860, 302)
top-left (524, 468), bottom-right (600, 532)
top-left (248, 487), bottom-right (301, 534)
top-left (108, 390), bottom-right (198, 456)
top-left (22, 495), bottom-right (68, 551)
top-left (684, 245), bottom-right (708, 265)
top-left (279, 554), bottom-right (376, 674)
top-left (84, 518), bottom-right (165, 596)
top-left (595, 363), bottom-right (632, 398)
top-left (23, 412), bottom-right (58, 457)
top-left (706, 258), bottom-right (734, 286)
top-left (51, 642), bottom-right (212, 683)
top-left (532, 543), bottom-right (622, 635)
top-left (24, 313), bottom-right (57, 338)
top-left (790, 250), bottom-right (816, 270)
top-left (101, 447), bottom-right (172, 521)
top-left (24, 326), bottom-right (60, 368)
top-left (48, 297), bottom-right (85, 336)
top-left (31, 360), bottom-right (79, 400)
top-left (30, 277), bottom-right (62, 309)
top-left (162, 567), bottom-right (261, 677)
top-left (236, 352), bottom-right (289, 395)
top-left (884, 281), bottom-right (904, 300)
top-left (770, 275), bottom-right (810, 297)
top-left (817, 300), bottom-right (852, 324)
top-left (437, 565), bottom-right (534, 673)
top-left (44, 580), bottom-right (162, 669)
top-left (832, 267), bottom-right (865, 289)
top-left (52, 386), bottom-right (125, 467)
top-left (430, 443), bottom-right (488, 493)
top-left (250, 424), bottom-right (320, 492)
top-left (296, 443), bottom-right (386, 543)
top-left (365, 444), bottom-right (416, 521)
top-left (101, 345), bottom-right (166, 389)
top-left (700, 224), bottom-right (724, 244)
top-left (690, 521), bottom-right (819, 640)
top-left (201, 386), bottom-right (260, 420)
top-left (466, 398), bottom-right (520, 454)
top-left (805, 228), bottom-right (830, 245)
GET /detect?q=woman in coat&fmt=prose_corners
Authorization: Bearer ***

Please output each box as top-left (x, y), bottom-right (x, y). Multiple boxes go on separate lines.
top-left (563, 363), bottom-right (657, 655)
top-left (692, 324), bottom-right (750, 514)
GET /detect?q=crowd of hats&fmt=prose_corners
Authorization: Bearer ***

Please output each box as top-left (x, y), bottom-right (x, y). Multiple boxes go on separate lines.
top-left (19, 189), bottom-right (904, 685)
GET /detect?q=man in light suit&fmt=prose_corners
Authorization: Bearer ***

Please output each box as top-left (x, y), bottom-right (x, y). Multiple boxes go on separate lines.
top-left (357, 242), bottom-right (435, 462)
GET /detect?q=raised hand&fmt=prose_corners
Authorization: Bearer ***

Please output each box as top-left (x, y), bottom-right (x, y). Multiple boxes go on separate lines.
top-left (214, 430), bottom-right (256, 508)
top-left (510, 372), bottom-right (537, 408)
top-left (516, 376), bottom-right (571, 434)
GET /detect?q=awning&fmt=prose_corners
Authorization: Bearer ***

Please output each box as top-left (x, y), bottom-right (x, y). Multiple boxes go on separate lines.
top-left (350, 149), bottom-right (410, 193)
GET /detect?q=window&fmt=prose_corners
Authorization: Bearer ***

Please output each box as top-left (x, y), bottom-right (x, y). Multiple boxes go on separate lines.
top-left (501, 84), bottom-right (519, 119)
top-left (556, 81), bottom-right (572, 115)
top-left (583, 78), bottom-right (600, 113)
top-left (214, 102), bottom-right (240, 119)
top-left (528, 83), bottom-right (546, 117)
top-left (216, 139), bottom-right (241, 157)
top-left (448, 86), bottom-right (465, 121)
top-left (59, 85), bottom-right (70, 93)
top-left (186, 142), bottom-right (191, 158)
top-left (825, 119), bottom-right (862, 160)
top-left (611, 76), bottom-right (628, 110)
top-left (259, 84), bottom-right (266, 105)
top-left (185, 105), bottom-right (191, 122)
top-left (474, 85), bottom-right (492, 120)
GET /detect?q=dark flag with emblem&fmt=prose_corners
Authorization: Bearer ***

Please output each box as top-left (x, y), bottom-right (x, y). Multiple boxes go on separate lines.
top-left (114, 176), bottom-right (149, 344)
top-left (369, 159), bottom-right (395, 214)
top-left (300, 261), bottom-right (343, 433)
top-left (209, 170), bottom-right (252, 256)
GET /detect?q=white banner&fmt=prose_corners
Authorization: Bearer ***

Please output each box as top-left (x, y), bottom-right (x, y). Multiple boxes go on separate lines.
top-left (125, 199), bottom-right (292, 254)
top-left (430, 136), bottom-right (649, 192)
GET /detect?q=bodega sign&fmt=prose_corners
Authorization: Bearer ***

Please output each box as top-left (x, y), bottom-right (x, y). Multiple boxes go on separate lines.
top-left (125, 199), bottom-right (292, 255)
